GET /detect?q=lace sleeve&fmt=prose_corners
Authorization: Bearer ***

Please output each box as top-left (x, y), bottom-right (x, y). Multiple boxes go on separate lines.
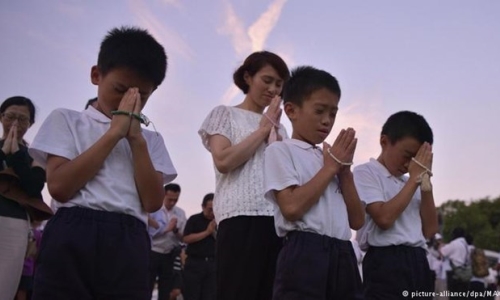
top-left (198, 105), bottom-right (232, 151)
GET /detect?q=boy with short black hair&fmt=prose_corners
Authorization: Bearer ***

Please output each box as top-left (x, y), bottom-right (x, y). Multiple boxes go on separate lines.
top-left (29, 26), bottom-right (177, 299)
top-left (264, 66), bottom-right (364, 299)
top-left (354, 111), bottom-right (437, 299)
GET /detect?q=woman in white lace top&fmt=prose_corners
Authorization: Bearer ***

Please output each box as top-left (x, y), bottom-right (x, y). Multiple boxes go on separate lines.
top-left (199, 51), bottom-right (290, 300)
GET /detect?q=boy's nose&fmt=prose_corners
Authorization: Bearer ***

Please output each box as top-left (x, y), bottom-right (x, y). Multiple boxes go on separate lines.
top-left (321, 116), bottom-right (331, 126)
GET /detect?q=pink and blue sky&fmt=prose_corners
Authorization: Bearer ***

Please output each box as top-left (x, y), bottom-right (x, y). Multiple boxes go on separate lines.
top-left (1, 0), bottom-right (499, 217)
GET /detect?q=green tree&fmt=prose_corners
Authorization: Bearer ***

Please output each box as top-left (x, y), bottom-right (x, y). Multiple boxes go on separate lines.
top-left (439, 196), bottom-right (500, 251)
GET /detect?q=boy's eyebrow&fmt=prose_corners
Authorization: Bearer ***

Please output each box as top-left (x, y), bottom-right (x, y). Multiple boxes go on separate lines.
top-left (115, 83), bottom-right (151, 96)
top-left (313, 103), bottom-right (338, 111)
top-left (404, 150), bottom-right (415, 156)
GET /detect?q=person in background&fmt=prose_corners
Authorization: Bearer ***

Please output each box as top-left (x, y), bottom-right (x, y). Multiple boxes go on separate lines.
top-left (439, 227), bottom-right (470, 300)
top-left (0, 96), bottom-right (47, 300)
top-left (431, 233), bottom-right (450, 300)
top-left (16, 220), bottom-right (43, 300)
top-left (148, 183), bottom-right (186, 300)
top-left (169, 245), bottom-right (184, 300)
top-left (182, 193), bottom-right (217, 300)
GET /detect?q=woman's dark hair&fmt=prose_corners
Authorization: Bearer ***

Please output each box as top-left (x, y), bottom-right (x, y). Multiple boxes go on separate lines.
top-left (0, 96), bottom-right (36, 124)
top-left (233, 51), bottom-right (290, 94)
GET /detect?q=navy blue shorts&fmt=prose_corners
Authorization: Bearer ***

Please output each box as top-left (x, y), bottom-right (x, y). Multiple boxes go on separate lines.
top-left (363, 245), bottom-right (434, 300)
top-left (273, 231), bottom-right (363, 300)
top-left (32, 207), bottom-right (151, 300)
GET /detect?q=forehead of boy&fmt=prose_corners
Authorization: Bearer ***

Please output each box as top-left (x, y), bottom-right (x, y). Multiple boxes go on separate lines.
top-left (300, 87), bottom-right (340, 107)
top-left (382, 135), bottom-right (421, 154)
top-left (93, 66), bottom-right (156, 95)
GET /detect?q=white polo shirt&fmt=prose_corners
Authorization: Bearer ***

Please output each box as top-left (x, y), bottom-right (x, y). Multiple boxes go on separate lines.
top-left (353, 158), bottom-right (425, 250)
top-left (440, 237), bottom-right (469, 266)
top-left (29, 107), bottom-right (177, 224)
top-left (264, 139), bottom-right (351, 240)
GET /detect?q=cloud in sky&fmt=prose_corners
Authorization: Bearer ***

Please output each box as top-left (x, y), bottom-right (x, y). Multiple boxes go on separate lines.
top-left (248, 0), bottom-right (287, 52)
top-left (330, 97), bottom-right (385, 163)
top-left (218, 0), bottom-right (289, 104)
top-left (220, 85), bottom-right (241, 106)
top-left (219, 0), bottom-right (288, 55)
top-left (161, 0), bottom-right (181, 9)
top-left (218, 1), bottom-right (250, 56)
top-left (129, 0), bottom-right (195, 61)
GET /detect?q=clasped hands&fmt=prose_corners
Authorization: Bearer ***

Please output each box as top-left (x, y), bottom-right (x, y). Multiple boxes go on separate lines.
top-left (261, 96), bottom-right (283, 143)
top-left (109, 88), bottom-right (145, 140)
top-left (2, 123), bottom-right (20, 155)
top-left (323, 128), bottom-right (357, 174)
top-left (409, 142), bottom-right (433, 191)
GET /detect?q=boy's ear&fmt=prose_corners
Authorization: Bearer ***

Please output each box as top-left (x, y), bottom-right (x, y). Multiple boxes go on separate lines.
top-left (90, 66), bottom-right (100, 86)
top-left (284, 102), bottom-right (297, 121)
top-left (380, 135), bottom-right (390, 149)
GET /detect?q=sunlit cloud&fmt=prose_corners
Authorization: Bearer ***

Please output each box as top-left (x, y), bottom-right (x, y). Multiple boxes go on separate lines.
top-left (129, 0), bottom-right (195, 61)
top-left (218, 0), bottom-right (289, 104)
top-left (329, 96), bottom-right (385, 163)
top-left (218, 1), bottom-right (250, 56)
top-left (248, 0), bottom-right (287, 52)
top-left (219, 0), bottom-right (288, 55)
top-left (161, 0), bottom-right (181, 9)
top-left (220, 85), bottom-right (240, 106)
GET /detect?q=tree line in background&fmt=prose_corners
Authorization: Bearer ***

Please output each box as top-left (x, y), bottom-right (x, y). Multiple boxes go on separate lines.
top-left (439, 196), bottom-right (500, 252)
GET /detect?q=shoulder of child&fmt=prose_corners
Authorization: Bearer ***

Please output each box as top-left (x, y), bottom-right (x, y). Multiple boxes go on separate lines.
top-left (49, 107), bottom-right (81, 119)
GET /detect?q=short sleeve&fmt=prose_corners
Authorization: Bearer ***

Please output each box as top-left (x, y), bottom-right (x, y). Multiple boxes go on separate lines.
top-left (145, 131), bottom-right (177, 184)
top-left (353, 165), bottom-right (385, 205)
top-left (263, 142), bottom-right (300, 203)
top-left (183, 216), bottom-right (196, 236)
top-left (440, 241), bottom-right (455, 258)
top-left (29, 109), bottom-right (79, 167)
top-left (148, 210), bottom-right (167, 237)
top-left (198, 105), bottom-right (232, 151)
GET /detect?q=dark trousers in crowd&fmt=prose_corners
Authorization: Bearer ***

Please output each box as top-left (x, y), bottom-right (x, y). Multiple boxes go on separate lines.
top-left (446, 271), bottom-right (470, 300)
top-left (216, 216), bottom-right (282, 300)
top-left (363, 245), bottom-right (434, 300)
top-left (32, 207), bottom-right (151, 300)
top-left (273, 231), bottom-right (363, 300)
top-left (183, 256), bottom-right (216, 300)
top-left (469, 280), bottom-right (487, 299)
top-left (150, 250), bottom-right (176, 300)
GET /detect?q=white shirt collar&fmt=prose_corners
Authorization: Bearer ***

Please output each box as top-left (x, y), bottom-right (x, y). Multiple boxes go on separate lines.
top-left (83, 105), bottom-right (111, 124)
top-left (369, 158), bottom-right (407, 182)
top-left (285, 138), bottom-right (320, 151)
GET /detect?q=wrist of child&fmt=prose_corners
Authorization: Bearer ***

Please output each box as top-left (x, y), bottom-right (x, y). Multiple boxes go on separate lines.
top-left (338, 168), bottom-right (353, 179)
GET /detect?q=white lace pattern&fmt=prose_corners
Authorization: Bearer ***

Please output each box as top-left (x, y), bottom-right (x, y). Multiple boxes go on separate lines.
top-left (199, 105), bottom-right (287, 223)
